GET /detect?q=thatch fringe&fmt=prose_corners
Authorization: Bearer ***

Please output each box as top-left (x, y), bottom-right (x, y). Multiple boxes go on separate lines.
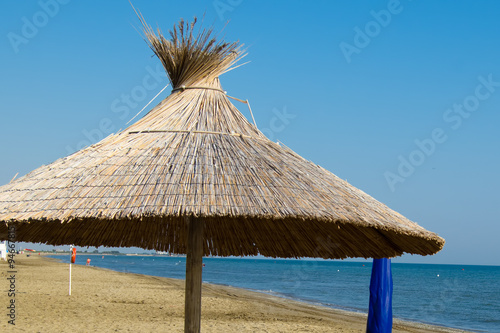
top-left (1, 216), bottom-right (442, 259)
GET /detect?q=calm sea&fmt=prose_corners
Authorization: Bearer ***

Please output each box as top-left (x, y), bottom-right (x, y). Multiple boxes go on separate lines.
top-left (50, 255), bottom-right (500, 332)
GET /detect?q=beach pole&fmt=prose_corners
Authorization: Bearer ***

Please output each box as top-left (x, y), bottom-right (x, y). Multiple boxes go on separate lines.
top-left (69, 246), bottom-right (76, 296)
top-left (366, 258), bottom-right (393, 333)
top-left (69, 261), bottom-right (72, 295)
top-left (184, 217), bottom-right (204, 333)
top-left (69, 246), bottom-right (73, 296)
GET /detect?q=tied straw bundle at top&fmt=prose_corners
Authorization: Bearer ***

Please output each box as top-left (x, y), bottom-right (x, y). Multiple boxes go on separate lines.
top-left (138, 13), bottom-right (245, 90)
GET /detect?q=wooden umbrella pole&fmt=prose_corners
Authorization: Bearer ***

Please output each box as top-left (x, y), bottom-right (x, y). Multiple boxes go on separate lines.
top-left (184, 216), bottom-right (204, 333)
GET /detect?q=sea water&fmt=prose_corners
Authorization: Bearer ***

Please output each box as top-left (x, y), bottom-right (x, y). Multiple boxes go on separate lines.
top-left (51, 255), bottom-right (500, 332)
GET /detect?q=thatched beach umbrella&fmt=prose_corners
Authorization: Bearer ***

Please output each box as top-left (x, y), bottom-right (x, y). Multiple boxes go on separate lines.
top-left (0, 17), bottom-right (444, 332)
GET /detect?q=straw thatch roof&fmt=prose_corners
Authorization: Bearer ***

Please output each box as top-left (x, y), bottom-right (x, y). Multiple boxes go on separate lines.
top-left (0, 18), bottom-right (444, 259)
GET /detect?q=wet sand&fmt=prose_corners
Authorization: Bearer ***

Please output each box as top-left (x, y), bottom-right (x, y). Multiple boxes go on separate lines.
top-left (1, 255), bottom-right (469, 332)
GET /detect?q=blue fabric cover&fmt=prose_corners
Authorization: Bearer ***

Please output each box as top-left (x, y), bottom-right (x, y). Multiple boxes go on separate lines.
top-left (367, 258), bottom-right (393, 333)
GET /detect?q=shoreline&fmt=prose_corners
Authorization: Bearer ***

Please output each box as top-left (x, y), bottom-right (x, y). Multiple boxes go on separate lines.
top-left (46, 254), bottom-right (472, 332)
top-left (1, 255), bottom-right (471, 332)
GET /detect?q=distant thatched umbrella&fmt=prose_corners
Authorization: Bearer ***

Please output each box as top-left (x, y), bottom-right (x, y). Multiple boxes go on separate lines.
top-left (0, 16), bottom-right (444, 333)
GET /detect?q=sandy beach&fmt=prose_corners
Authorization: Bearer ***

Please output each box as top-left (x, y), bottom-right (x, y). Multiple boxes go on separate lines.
top-left (1, 255), bottom-right (468, 332)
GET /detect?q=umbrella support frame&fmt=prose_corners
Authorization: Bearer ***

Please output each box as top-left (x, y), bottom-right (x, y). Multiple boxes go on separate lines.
top-left (184, 216), bottom-right (204, 333)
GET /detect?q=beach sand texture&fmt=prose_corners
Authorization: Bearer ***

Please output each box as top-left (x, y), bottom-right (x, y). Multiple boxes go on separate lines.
top-left (1, 256), bottom-right (467, 332)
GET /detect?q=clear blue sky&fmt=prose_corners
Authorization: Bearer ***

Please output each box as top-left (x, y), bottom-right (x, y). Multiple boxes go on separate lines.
top-left (1, 1), bottom-right (499, 265)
